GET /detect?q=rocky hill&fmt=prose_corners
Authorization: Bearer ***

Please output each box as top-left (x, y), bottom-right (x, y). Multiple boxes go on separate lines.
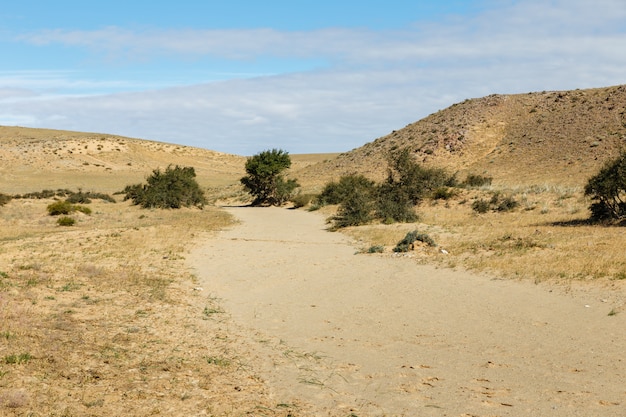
top-left (300, 85), bottom-right (626, 188)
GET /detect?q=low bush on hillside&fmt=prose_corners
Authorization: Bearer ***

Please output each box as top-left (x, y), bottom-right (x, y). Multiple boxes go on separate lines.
top-left (318, 174), bottom-right (376, 206)
top-left (584, 152), bottom-right (626, 222)
top-left (290, 193), bottom-right (316, 208)
top-left (13, 189), bottom-right (115, 203)
top-left (393, 230), bottom-right (437, 252)
top-left (0, 193), bottom-right (11, 207)
top-left (47, 201), bottom-right (92, 216)
top-left (123, 165), bottom-right (207, 209)
top-left (320, 149), bottom-right (453, 228)
top-left (57, 216), bottom-right (76, 226)
top-left (463, 174), bottom-right (493, 188)
top-left (472, 192), bottom-right (519, 213)
top-left (47, 201), bottom-right (74, 216)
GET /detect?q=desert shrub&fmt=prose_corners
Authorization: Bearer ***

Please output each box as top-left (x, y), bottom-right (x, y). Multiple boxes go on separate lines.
top-left (584, 152), bottom-right (626, 221)
top-left (463, 173), bottom-right (493, 187)
top-left (318, 174), bottom-right (376, 206)
top-left (490, 192), bottom-right (519, 212)
top-left (385, 149), bottom-right (454, 205)
top-left (88, 192), bottom-right (115, 203)
top-left (74, 205), bottom-right (92, 215)
top-left (124, 165), bottom-right (207, 209)
top-left (47, 201), bottom-right (74, 215)
top-left (0, 193), bottom-right (11, 206)
top-left (240, 149), bottom-right (299, 206)
top-left (291, 193), bottom-right (315, 208)
top-left (331, 190), bottom-right (375, 229)
top-left (367, 245), bottom-right (385, 253)
top-left (273, 177), bottom-right (300, 206)
top-left (432, 186), bottom-right (458, 200)
top-left (472, 193), bottom-right (519, 213)
top-left (66, 191), bottom-right (91, 204)
top-left (57, 216), bottom-right (75, 226)
top-left (376, 184), bottom-right (419, 224)
top-left (471, 199), bottom-right (491, 213)
top-left (393, 230), bottom-right (436, 252)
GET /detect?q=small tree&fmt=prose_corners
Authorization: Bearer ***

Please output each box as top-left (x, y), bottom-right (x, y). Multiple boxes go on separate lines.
top-left (584, 152), bottom-right (626, 221)
top-left (123, 165), bottom-right (207, 209)
top-left (240, 149), bottom-right (299, 206)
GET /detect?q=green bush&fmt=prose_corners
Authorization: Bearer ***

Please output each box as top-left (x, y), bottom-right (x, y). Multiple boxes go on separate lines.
top-left (74, 205), bottom-right (92, 215)
top-left (57, 216), bottom-right (76, 226)
top-left (432, 186), bottom-right (458, 200)
top-left (463, 174), bottom-right (493, 187)
top-left (376, 184), bottom-right (419, 224)
top-left (584, 152), bottom-right (626, 221)
top-left (123, 165), bottom-right (207, 209)
top-left (393, 230), bottom-right (436, 252)
top-left (290, 193), bottom-right (315, 208)
top-left (318, 174), bottom-right (376, 206)
top-left (385, 149), bottom-right (453, 205)
top-left (0, 193), bottom-right (11, 207)
top-left (331, 190), bottom-right (375, 229)
top-left (471, 193), bottom-right (519, 213)
top-left (367, 245), bottom-right (385, 253)
top-left (47, 201), bottom-right (74, 215)
top-left (471, 199), bottom-right (491, 213)
top-left (66, 191), bottom-right (91, 204)
top-left (322, 149), bottom-right (455, 228)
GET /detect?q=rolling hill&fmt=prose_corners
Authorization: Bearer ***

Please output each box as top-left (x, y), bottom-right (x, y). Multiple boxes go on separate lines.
top-left (2, 84), bottom-right (626, 195)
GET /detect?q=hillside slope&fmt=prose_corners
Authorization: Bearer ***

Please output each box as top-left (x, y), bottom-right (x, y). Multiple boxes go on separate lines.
top-left (0, 126), bottom-right (246, 194)
top-left (301, 85), bottom-right (626, 188)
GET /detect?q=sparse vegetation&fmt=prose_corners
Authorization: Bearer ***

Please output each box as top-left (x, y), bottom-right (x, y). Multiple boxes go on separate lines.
top-left (471, 192), bottom-right (519, 213)
top-left (322, 149), bottom-right (452, 228)
top-left (240, 149), bottom-right (300, 206)
top-left (463, 173), bottom-right (493, 188)
top-left (123, 165), bottom-right (207, 209)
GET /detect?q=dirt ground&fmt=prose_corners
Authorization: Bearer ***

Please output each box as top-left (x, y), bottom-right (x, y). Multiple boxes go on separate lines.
top-left (189, 206), bottom-right (625, 417)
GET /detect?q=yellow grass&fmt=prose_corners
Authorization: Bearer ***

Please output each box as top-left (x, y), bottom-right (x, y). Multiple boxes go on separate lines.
top-left (0, 198), bottom-right (288, 415)
top-left (341, 185), bottom-right (626, 291)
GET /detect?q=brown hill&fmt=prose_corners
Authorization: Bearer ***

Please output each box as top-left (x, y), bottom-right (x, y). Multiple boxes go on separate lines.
top-left (300, 85), bottom-right (626, 188)
top-left (0, 126), bottom-right (246, 194)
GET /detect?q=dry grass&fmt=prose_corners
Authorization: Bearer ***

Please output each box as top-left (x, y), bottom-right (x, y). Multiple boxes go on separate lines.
top-left (341, 185), bottom-right (626, 297)
top-left (0, 198), bottom-right (292, 416)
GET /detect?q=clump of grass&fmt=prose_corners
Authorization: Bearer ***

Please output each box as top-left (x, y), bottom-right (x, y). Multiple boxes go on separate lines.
top-left (3, 353), bottom-right (32, 365)
top-left (56, 216), bottom-right (75, 226)
top-left (205, 356), bottom-right (232, 367)
top-left (367, 245), bottom-right (385, 253)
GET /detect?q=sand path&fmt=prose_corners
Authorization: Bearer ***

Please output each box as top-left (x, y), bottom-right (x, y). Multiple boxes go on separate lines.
top-left (189, 206), bottom-right (625, 416)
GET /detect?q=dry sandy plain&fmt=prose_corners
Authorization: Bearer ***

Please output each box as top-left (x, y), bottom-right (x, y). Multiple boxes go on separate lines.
top-left (0, 125), bottom-right (625, 416)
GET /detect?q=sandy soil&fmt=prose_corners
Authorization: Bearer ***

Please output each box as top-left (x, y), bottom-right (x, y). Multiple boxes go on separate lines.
top-left (189, 206), bottom-right (625, 417)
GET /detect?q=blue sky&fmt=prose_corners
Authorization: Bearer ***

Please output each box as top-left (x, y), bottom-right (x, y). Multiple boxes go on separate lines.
top-left (1, 0), bottom-right (625, 155)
